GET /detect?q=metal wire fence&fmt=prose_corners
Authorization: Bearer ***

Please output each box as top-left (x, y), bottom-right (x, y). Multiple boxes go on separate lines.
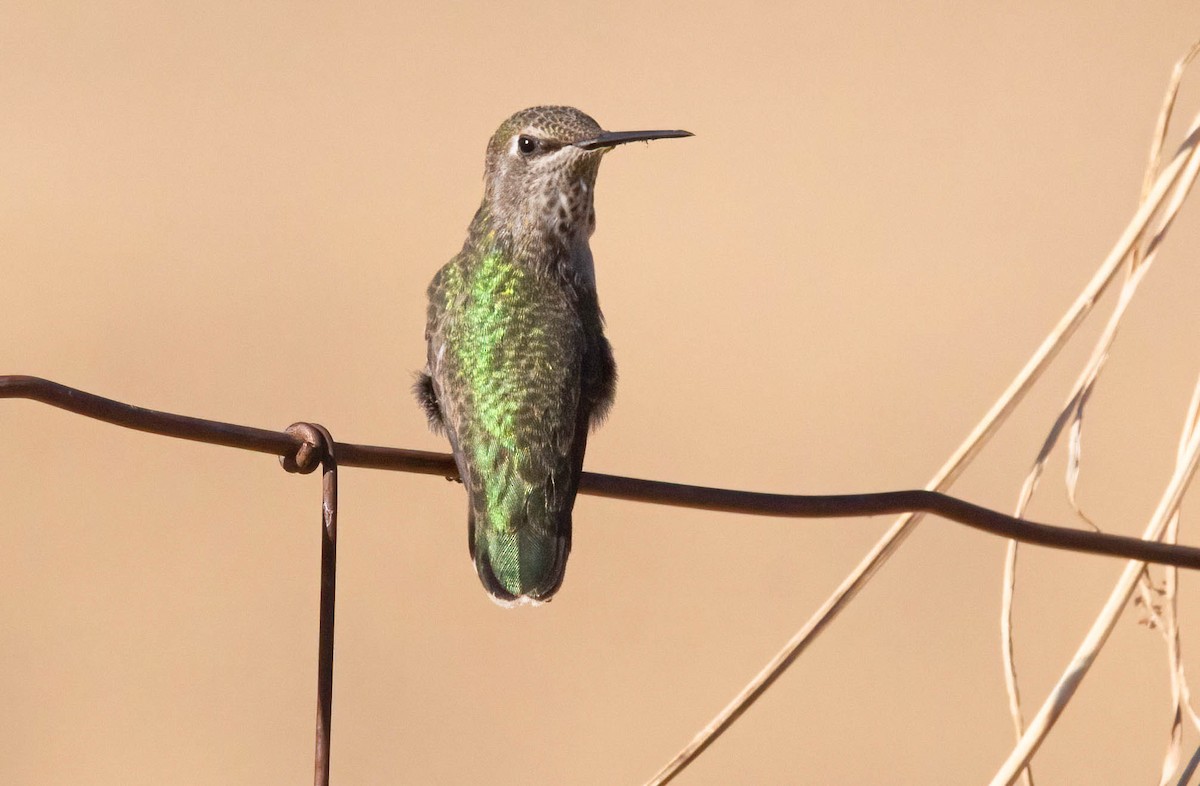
top-left (7, 373), bottom-right (1200, 784)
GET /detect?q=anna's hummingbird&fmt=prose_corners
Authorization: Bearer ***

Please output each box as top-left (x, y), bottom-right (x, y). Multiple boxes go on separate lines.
top-left (415, 106), bottom-right (690, 605)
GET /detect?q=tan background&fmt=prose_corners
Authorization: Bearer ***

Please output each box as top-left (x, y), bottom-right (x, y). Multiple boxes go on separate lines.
top-left (5, 3), bottom-right (1200, 784)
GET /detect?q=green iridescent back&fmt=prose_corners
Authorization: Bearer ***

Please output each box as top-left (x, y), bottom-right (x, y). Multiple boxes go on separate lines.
top-left (424, 235), bottom-right (595, 601)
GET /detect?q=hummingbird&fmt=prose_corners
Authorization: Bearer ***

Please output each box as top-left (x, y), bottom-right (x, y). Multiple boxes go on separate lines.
top-left (415, 106), bottom-right (691, 605)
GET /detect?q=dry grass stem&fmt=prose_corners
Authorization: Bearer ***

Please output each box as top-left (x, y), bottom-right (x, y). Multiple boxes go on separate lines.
top-left (1000, 45), bottom-right (1200, 784)
top-left (990, 376), bottom-right (1200, 785)
top-left (997, 50), bottom-right (1200, 780)
top-left (996, 63), bottom-right (1200, 779)
top-left (645, 64), bottom-right (1200, 786)
top-left (1158, 380), bottom-right (1200, 785)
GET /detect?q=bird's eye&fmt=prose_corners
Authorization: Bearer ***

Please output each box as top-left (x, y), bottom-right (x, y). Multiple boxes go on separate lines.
top-left (517, 135), bottom-right (538, 155)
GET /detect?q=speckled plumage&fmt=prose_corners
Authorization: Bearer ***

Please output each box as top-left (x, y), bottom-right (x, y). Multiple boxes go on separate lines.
top-left (415, 106), bottom-right (687, 605)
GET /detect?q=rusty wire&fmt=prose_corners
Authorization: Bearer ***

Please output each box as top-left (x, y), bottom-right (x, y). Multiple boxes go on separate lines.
top-left (5, 373), bottom-right (1200, 568)
top-left (280, 423), bottom-right (338, 786)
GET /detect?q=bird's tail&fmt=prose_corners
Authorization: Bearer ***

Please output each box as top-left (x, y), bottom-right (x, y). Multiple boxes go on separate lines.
top-left (470, 506), bottom-right (572, 606)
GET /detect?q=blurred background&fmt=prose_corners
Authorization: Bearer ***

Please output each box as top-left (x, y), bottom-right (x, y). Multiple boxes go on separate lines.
top-left (4, 3), bottom-right (1200, 783)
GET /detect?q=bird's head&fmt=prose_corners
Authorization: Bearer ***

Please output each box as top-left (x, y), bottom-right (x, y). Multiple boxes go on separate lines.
top-left (480, 105), bottom-right (690, 249)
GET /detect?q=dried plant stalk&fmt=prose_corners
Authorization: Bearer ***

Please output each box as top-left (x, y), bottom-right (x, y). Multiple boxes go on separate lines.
top-left (990, 378), bottom-right (1200, 785)
top-left (647, 77), bottom-right (1200, 786)
top-left (1001, 43), bottom-right (1200, 778)
top-left (995, 47), bottom-right (1200, 775)
top-left (1159, 379), bottom-right (1200, 785)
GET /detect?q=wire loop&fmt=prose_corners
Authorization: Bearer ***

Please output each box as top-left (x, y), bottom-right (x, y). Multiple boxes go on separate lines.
top-left (281, 422), bottom-right (327, 475)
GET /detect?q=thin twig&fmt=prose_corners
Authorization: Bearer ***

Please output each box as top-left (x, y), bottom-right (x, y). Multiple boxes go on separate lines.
top-left (4, 374), bottom-right (1200, 569)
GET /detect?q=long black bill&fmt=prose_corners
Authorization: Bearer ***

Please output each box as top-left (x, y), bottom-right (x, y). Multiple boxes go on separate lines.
top-left (574, 129), bottom-right (693, 151)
